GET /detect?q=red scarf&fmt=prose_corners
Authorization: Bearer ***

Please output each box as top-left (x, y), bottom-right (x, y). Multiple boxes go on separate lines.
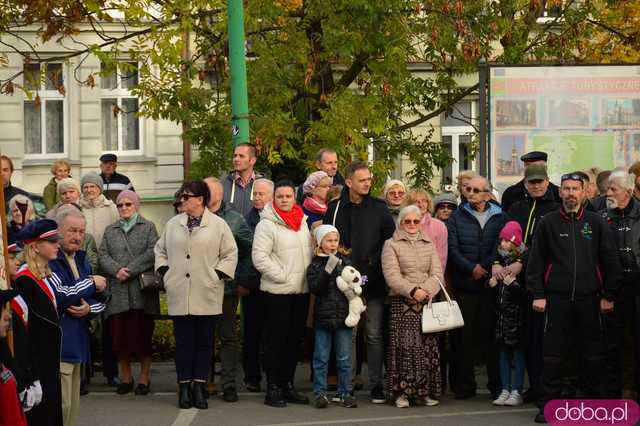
top-left (273, 203), bottom-right (305, 231)
top-left (302, 196), bottom-right (327, 216)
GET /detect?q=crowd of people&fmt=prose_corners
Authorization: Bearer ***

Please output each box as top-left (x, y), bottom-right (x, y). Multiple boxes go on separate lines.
top-left (0, 145), bottom-right (638, 425)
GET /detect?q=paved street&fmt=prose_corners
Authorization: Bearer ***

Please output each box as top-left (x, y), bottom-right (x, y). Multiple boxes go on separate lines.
top-left (78, 363), bottom-right (537, 426)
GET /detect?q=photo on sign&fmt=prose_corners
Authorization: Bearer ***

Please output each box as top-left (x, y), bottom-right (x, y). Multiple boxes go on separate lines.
top-left (602, 98), bottom-right (640, 128)
top-left (494, 134), bottom-right (526, 177)
top-left (495, 100), bottom-right (537, 128)
top-left (548, 99), bottom-right (591, 128)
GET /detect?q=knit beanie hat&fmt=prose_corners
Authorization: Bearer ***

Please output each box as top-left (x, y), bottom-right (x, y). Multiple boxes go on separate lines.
top-left (382, 179), bottom-right (406, 199)
top-left (314, 224), bottom-right (340, 247)
top-left (433, 192), bottom-right (458, 209)
top-left (499, 221), bottom-right (523, 247)
top-left (80, 172), bottom-right (104, 192)
top-left (57, 178), bottom-right (81, 195)
top-left (116, 190), bottom-right (141, 210)
top-left (303, 171), bottom-right (330, 195)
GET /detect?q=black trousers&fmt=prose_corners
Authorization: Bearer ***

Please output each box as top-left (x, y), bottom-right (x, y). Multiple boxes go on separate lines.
top-left (602, 290), bottom-right (640, 398)
top-left (525, 308), bottom-right (545, 395)
top-left (263, 293), bottom-right (308, 387)
top-left (449, 289), bottom-right (500, 396)
top-left (242, 290), bottom-right (265, 385)
top-left (539, 295), bottom-right (605, 407)
top-left (173, 315), bottom-right (218, 382)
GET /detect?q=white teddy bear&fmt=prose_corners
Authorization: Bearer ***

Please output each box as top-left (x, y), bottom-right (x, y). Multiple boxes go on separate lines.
top-left (336, 265), bottom-right (366, 327)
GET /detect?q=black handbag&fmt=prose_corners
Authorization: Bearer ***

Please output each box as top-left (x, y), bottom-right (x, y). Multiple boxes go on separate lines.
top-left (121, 233), bottom-right (164, 292)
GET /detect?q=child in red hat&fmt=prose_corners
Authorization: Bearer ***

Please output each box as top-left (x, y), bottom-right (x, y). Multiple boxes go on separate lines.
top-left (489, 221), bottom-right (526, 407)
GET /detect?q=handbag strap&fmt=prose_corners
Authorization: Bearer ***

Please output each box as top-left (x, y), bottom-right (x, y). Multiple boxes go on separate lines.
top-left (427, 275), bottom-right (453, 308)
top-left (332, 200), bottom-right (341, 226)
top-left (120, 229), bottom-right (135, 259)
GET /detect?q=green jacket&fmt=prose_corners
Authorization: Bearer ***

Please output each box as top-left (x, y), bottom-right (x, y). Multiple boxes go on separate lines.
top-left (83, 233), bottom-right (99, 273)
top-left (42, 177), bottom-right (60, 211)
top-left (215, 201), bottom-right (256, 295)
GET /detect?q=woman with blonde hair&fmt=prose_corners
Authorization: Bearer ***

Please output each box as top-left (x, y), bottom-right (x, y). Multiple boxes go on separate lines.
top-left (456, 170), bottom-right (478, 204)
top-left (405, 189), bottom-right (448, 270)
top-left (12, 219), bottom-right (106, 426)
top-left (43, 159), bottom-right (71, 210)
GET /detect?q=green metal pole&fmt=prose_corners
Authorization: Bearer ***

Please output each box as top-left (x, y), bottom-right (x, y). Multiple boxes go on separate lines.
top-left (227, 0), bottom-right (250, 146)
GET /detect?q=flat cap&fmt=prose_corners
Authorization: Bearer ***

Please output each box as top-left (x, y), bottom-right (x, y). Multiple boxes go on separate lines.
top-left (99, 153), bottom-right (118, 163)
top-left (520, 151), bottom-right (548, 163)
top-left (524, 164), bottom-right (549, 182)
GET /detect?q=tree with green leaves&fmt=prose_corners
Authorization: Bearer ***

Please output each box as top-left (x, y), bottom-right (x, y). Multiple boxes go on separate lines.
top-left (0, 0), bottom-right (621, 189)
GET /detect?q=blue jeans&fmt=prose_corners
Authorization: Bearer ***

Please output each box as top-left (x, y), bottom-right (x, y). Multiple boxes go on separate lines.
top-left (499, 348), bottom-right (526, 392)
top-left (313, 327), bottom-right (353, 396)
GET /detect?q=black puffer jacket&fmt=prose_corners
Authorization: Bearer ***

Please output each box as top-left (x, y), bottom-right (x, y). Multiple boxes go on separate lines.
top-left (307, 253), bottom-right (352, 330)
top-left (493, 255), bottom-right (526, 347)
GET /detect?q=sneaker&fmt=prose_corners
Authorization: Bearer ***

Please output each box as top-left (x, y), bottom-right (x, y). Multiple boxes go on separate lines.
top-left (503, 390), bottom-right (523, 406)
top-left (340, 394), bottom-right (357, 408)
top-left (395, 395), bottom-right (410, 408)
top-left (331, 392), bottom-right (342, 403)
top-left (314, 394), bottom-right (329, 409)
top-left (370, 386), bottom-right (386, 404)
top-left (425, 397), bottom-right (439, 406)
top-left (492, 389), bottom-right (511, 406)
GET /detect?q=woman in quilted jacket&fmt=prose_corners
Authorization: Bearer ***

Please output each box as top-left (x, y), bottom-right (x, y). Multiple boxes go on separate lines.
top-left (382, 205), bottom-right (443, 408)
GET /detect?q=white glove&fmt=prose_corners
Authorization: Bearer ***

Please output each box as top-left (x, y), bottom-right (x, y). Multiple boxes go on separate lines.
top-left (32, 380), bottom-right (42, 406)
top-left (324, 254), bottom-right (341, 274)
top-left (21, 380), bottom-right (42, 411)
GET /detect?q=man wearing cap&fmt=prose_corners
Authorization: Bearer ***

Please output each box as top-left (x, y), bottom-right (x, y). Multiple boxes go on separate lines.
top-left (497, 163), bottom-right (559, 403)
top-left (223, 144), bottom-right (265, 216)
top-left (501, 151), bottom-right (560, 212)
top-left (526, 173), bottom-right (620, 423)
top-left (99, 154), bottom-right (134, 203)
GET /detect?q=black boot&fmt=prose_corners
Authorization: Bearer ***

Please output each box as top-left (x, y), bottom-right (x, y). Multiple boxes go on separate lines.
top-left (283, 382), bottom-right (309, 404)
top-left (192, 381), bottom-right (208, 409)
top-left (264, 384), bottom-right (286, 408)
top-left (178, 382), bottom-right (192, 409)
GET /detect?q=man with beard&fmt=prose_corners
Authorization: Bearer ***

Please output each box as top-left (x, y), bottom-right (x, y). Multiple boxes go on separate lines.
top-left (527, 172), bottom-right (620, 423)
top-left (600, 168), bottom-right (640, 400)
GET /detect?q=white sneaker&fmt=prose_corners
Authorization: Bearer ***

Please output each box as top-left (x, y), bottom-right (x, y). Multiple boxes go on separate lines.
top-left (395, 395), bottom-right (410, 408)
top-left (492, 389), bottom-right (511, 406)
top-left (425, 397), bottom-right (440, 406)
top-left (503, 390), bottom-right (523, 406)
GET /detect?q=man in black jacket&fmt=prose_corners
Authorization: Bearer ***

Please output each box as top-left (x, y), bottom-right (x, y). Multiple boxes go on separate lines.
top-left (527, 173), bottom-right (620, 423)
top-left (500, 164), bottom-right (559, 402)
top-left (242, 178), bottom-right (274, 392)
top-left (600, 169), bottom-right (640, 399)
top-left (323, 162), bottom-right (395, 404)
top-left (501, 151), bottom-right (560, 212)
top-left (447, 175), bottom-right (507, 400)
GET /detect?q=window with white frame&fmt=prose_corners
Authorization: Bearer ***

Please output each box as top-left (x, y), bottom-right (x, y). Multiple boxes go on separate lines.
top-left (100, 62), bottom-right (141, 153)
top-left (440, 100), bottom-right (478, 187)
top-left (23, 62), bottom-right (66, 156)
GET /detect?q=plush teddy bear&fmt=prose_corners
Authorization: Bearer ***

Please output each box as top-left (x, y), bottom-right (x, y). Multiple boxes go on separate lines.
top-left (336, 265), bottom-right (366, 327)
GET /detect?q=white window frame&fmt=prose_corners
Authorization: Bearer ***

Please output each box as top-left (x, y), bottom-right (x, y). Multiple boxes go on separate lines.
top-left (100, 61), bottom-right (143, 156)
top-left (441, 100), bottom-right (478, 182)
top-left (22, 61), bottom-right (68, 159)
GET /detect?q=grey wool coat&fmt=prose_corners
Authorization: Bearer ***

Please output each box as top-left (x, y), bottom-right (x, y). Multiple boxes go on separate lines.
top-left (99, 215), bottom-right (160, 317)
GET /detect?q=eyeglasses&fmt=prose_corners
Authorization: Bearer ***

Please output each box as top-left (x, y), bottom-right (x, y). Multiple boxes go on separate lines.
top-left (116, 202), bottom-right (134, 208)
top-left (437, 204), bottom-right (456, 211)
top-left (388, 191), bottom-right (406, 197)
top-left (403, 219), bottom-right (421, 225)
top-left (180, 193), bottom-right (199, 201)
top-left (467, 187), bottom-right (489, 194)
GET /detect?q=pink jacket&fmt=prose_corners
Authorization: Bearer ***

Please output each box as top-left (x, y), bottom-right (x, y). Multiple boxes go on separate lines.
top-left (421, 215), bottom-right (448, 269)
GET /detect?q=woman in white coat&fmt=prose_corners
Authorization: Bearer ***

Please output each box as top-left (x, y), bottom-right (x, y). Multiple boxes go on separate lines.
top-left (252, 179), bottom-right (313, 408)
top-left (155, 180), bottom-right (237, 410)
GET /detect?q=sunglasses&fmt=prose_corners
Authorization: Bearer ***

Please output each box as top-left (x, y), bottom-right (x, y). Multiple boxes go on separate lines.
top-left (437, 204), bottom-right (456, 211)
top-left (116, 202), bottom-right (134, 208)
top-left (180, 193), bottom-right (199, 201)
top-left (403, 219), bottom-right (421, 225)
top-left (561, 173), bottom-right (585, 183)
top-left (467, 187), bottom-right (489, 194)
top-left (388, 191), bottom-right (406, 197)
